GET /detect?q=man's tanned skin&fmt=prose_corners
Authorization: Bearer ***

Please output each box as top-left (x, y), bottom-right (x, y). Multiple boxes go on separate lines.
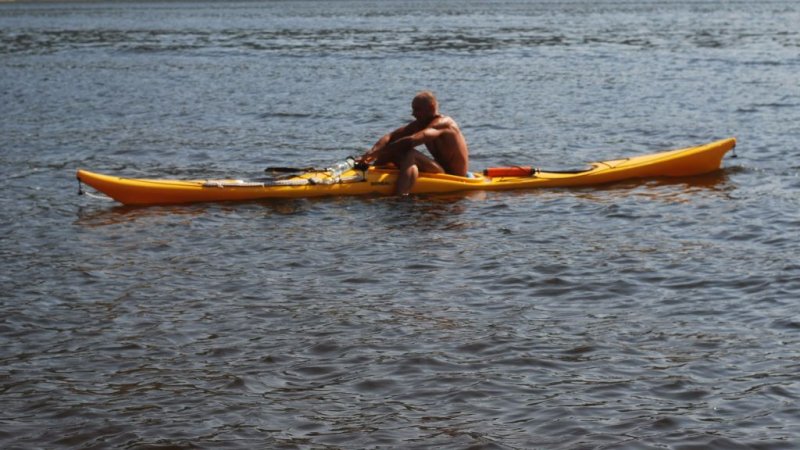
top-left (358, 91), bottom-right (469, 196)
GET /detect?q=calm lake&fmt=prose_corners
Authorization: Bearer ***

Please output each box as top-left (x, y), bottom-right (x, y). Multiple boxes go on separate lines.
top-left (1, 1), bottom-right (799, 448)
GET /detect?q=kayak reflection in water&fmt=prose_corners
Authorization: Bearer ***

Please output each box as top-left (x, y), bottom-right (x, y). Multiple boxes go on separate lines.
top-left (357, 91), bottom-right (470, 196)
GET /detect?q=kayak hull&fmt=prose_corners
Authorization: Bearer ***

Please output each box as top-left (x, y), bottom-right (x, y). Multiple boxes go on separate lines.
top-left (77, 138), bottom-right (735, 206)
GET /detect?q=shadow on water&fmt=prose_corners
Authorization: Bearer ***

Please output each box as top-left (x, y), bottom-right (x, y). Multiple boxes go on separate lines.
top-left (73, 198), bottom-right (320, 227)
top-left (368, 193), bottom-right (479, 232)
top-left (74, 203), bottom-right (210, 227)
top-left (566, 169), bottom-right (737, 203)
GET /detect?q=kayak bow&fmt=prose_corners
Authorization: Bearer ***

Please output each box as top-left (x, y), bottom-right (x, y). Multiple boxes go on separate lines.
top-left (76, 137), bottom-right (735, 206)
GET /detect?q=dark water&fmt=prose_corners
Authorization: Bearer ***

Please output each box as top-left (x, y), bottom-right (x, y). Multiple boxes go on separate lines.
top-left (2, 1), bottom-right (799, 448)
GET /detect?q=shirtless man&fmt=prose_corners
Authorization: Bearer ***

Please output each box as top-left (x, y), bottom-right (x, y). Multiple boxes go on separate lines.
top-left (357, 91), bottom-right (469, 196)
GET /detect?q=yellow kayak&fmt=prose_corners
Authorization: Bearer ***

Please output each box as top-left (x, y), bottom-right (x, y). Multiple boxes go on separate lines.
top-left (76, 138), bottom-right (735, 206)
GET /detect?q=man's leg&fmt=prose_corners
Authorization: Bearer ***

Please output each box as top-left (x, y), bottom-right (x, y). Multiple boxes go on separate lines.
top-left (395, 149), bottom-right (443, 196)
top-left (371, 141), bottom-right (444, 195)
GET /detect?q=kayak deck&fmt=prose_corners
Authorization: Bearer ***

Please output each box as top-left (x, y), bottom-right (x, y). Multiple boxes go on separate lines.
top-left (77, 137), bottom-right (736, 205)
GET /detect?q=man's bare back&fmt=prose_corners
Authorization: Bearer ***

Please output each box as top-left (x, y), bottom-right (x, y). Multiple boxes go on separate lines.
top-left (358, 91), bottom-right (469, 195)
top-left (422, 115), bottom-right (469, 176)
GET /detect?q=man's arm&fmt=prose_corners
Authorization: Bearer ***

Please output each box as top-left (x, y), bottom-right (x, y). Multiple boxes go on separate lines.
top-left (384, 127), bottom-right (448, 153)
top-left (359, 123), bottom-right (418, 163)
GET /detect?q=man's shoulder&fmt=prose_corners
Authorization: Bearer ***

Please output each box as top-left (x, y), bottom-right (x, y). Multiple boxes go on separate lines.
top-left (432, 116), bottom-right (461, 132)
top-left (430, 115), bottom-right (457, 127)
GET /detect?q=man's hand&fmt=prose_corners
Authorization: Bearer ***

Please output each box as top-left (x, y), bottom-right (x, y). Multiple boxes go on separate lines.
top-left (356, 153), bottom-right (374, 165)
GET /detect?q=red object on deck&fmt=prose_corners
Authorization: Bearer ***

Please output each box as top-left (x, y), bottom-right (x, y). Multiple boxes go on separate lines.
top-left (483, 166), bottom-right (534, 177)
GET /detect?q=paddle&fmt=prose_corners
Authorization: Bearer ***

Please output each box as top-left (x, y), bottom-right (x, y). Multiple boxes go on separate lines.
top-left (264, 157), bottom-right (367, 175)
top-left (264, 165), bottom-right (317, 174)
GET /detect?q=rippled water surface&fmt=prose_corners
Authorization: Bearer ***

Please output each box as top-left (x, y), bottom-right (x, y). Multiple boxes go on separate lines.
top-left (2, 1), bottom-right (799, 448)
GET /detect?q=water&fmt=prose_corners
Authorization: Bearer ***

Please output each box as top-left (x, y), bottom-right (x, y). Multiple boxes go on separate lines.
top-left (2, 1), bottom-right (799, 448)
